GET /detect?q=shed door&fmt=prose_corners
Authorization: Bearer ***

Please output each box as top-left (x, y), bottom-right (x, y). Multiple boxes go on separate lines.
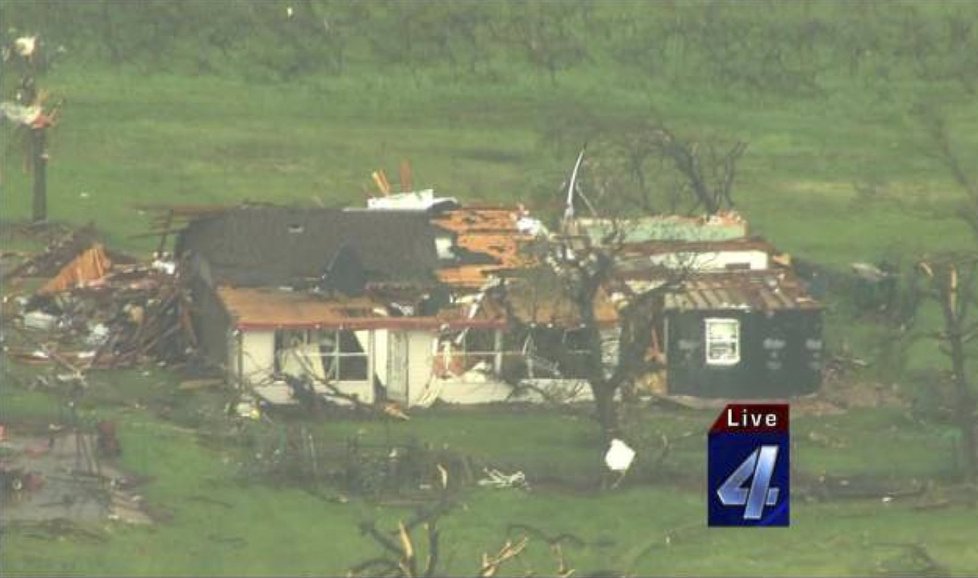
top-left (387, 331), bottom-right (409, 402)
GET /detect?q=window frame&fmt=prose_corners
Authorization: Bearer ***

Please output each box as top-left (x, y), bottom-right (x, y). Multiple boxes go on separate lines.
top-left (276, 328), bottom-right (369, 382)
top-left (704, 318), bottom-right (741, 366)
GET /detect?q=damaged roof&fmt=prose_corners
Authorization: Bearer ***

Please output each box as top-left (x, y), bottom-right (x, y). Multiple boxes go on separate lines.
top-left (659, 271), bottom-right (820, 312)
top-left (499, 281), bottom-right (620, 327)
top-left (575, 211), bottom-right (748, 244)
top-left (176, 207), bottom-right (442, 287)
top-left (617, 236), bottom-right (778, 257)
top-left (218, 286), bottom-right (506, 331)
top-left (433, 206), bottom-right (537, 288)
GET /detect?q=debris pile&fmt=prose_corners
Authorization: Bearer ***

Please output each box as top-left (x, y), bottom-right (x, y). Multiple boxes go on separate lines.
top-left (4, 226), bottom-right (196, 372)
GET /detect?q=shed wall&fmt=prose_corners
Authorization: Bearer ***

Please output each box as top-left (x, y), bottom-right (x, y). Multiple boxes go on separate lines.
top-left (666, 309), bottom-right (822, 398)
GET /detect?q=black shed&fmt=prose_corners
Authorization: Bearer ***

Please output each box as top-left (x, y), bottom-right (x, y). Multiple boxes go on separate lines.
top-left (663, 271), bottom-right (822, 398)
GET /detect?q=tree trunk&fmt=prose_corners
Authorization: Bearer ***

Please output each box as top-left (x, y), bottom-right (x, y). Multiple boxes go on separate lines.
top-left (941, 264), bottom-right (976, 483)
top-left (592, 383), bottom-right (619, 443)
top-left (31, 127), bottom-right (47, 224)
top-left (949, 324), bottom-right (976, 482)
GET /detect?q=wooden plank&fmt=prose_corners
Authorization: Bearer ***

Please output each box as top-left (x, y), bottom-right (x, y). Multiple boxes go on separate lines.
top-left (712, 288), bottom-right (735, 308)
top-left (756, 287), bottom-right (782, 310)
top-left (687, 290), bottom-right (708, 310)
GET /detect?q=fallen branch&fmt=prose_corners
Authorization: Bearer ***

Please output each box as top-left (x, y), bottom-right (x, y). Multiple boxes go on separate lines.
top-left (478, 535), bottom-right (529, 578)
top-left (9, 324), bottom-right (86, 383)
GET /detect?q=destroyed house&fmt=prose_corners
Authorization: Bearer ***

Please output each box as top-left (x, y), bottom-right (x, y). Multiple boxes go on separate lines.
top-left (176, 204), bottom-right (591, 407)
top-left (176, 202), bottom-right (821, 405)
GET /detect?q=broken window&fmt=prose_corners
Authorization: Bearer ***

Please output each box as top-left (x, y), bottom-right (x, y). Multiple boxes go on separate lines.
top-left (560, 328), bottom-right (592, 378)
top-left (705, 318), bottom-right (740, 366)
top-left (506, 328), bottom-right (590, 380)
top-left (317, 330), bottom-right (368, 381)
top-left (276, 329), bottom-right (369, 382)
top-left (463, 329), bottom-right (496, 356)
top-left (563, 328), bottom-right (590, 351)
top-left (435, 328), bottom-right (499, 377)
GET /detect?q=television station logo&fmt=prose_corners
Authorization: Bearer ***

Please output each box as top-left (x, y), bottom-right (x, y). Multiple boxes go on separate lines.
top-left (707, 403), bottom-right (790, 527)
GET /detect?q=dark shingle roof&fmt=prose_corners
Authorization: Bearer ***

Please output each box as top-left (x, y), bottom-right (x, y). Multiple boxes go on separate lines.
top-left (176, 206), bottom-right (441, 287)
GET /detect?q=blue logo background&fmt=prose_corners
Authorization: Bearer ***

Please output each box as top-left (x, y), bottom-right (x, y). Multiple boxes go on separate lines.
top-left (708, 431), bottom-right (790, 527)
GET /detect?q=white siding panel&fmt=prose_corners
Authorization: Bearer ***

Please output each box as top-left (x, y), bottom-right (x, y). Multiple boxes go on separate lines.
top-left (373, 329), bottom-right (389, 386)
top-left (650, 250), bottom-right (769, 271)
top-left (429, 377), bottom-right (596, 405)
top-left (433, 378), bottom-right (514, 404)
top-left (241, 331), bottom-right (275, 384)
top-left (406, 331), bottom-right (436, 406)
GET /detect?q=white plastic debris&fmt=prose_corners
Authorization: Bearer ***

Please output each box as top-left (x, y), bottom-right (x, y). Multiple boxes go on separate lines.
top-left (851, 262), bottom-right (890, 283)
top-left (23, 310), bottom-right (58, 331)
top-left (151, 253), bottom-right (177, 275)
top-left (234, 397), bottom-right (261, 420)
top-left (86, 323), bottom-right (111, 346)
top-left (516, 216), bottom-right (546, 236)
top-left (14, 36), bottom-right (37, 57)
top-left (478, 468), bottom-right (528, 489)
top-left (365, 189), bottom-right (457, 212)
top-left (390, 302), bottom-right (415, 316)
top-left (604, 438), bottom-right (636, 473)
top-left (0, 101), bottom-right (41, 126)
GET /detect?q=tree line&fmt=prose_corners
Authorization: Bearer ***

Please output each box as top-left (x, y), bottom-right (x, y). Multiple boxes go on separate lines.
top-left (2, 0), bottom-right (977, 94)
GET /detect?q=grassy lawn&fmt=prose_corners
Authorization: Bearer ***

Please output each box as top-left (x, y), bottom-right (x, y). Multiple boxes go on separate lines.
top-left (2, 372), bottom-right (975, 576)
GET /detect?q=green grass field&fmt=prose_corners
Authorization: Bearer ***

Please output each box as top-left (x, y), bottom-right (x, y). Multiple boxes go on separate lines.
top-left (3, 1), bottom-right (978, 576)
top-left (1, 375), bottom-right (975, 576)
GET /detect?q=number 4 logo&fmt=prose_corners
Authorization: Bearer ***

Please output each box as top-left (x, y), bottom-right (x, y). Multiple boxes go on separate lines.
top-left (716, 445), bottom-right (781, 520)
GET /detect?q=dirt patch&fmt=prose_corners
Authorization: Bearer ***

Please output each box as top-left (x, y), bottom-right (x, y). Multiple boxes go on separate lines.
top-left (0, 430), bottom-right (154, 527)
top-left (646, 378), bottom-right (906, 418)
top-left (813, 376), bottom-right (907, 411)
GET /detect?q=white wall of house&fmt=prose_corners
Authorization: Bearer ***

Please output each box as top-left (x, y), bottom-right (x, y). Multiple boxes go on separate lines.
top-left (405, 330), bottom-right (436, 406)
top-left (648, 250), bottom-right (769, 271)
top-left (240, 330), bottom-right (275, 382)
top-left (373, 329), bottom-right (389, 386)
top-left (430, 377), bottom-right (594, 405)
top-left (233, 326), bottom-right (598, 408)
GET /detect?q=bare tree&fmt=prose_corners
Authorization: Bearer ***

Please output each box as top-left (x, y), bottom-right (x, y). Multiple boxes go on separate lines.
top-left (348, 466), bottom-right (531, 578)
top-left (905, 106), bottom-right (978, 482)
top-left (650, 125), bottom-right (747, 215)
top-left (914, 256), bottom-right (978, 482)
top-left (545, 117), bottom-right (748, 217)
top-left (502, 0), bottom-right (589, 85)
top-left (923, 110), bottom-right (978, 244)
top-left (499, 235), bottom-right (684, 443)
